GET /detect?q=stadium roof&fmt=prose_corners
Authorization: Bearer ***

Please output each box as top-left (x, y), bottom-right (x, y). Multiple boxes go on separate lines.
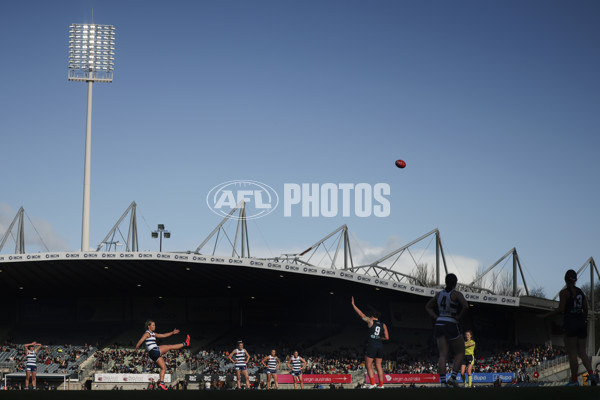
top-left (0, 251), bottom-right (522, 308)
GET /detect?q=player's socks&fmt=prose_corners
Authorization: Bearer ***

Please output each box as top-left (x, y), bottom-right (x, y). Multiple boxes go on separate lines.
top-left (461, 374), bottom-right (465, 383)
top-left (468, 375), bottom-right (472, 387)
top-left (440, 375), bottom-right (446, 385)
top-left (370, 377), bottom-right (375, 385)
top-left (451, 371), bottom-right (458, 380)
top-left (184, 334), bottom-right (190, 347)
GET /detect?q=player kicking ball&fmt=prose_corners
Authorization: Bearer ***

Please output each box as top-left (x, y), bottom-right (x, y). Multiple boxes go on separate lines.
top-left (136, 320), bottom-right (190, 390)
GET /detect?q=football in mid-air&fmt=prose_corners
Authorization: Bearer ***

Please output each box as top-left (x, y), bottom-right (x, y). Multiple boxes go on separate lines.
top-left (395, 159), bottom-right (406, 168)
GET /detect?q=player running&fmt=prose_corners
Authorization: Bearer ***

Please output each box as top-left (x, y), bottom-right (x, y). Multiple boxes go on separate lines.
top-left (228, 340), bottom-right (251, 389)
top-left (460, 331), bottom-right (476, 387)
top-left (351, 296), bottom-right (389, 389)
top-left (426, 273), bottom-right (469, 388)
top-left (261, 349), bottom-right (281, 389)
top-left (23, 341), bottom-right (42, 390)
top-left (539, 269), bottom-right (598, 386)
top-left (287, 351), bottom-right (307, 389)
top-left (135, 320), bottom-right (190, 391)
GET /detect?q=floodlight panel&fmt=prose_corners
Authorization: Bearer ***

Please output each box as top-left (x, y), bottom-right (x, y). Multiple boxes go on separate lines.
top-left (69, 23), bottom-right (115, 75)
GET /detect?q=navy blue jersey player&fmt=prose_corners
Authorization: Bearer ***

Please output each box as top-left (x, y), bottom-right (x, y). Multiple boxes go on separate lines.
top-left (352, 297), bottom-right (389, 389)
top-left (539, 269), bottom-right (598, 386)
top-left (426, 273), bottom-right (468, 388)
top-left (135, 320), bottom-right (190, 390)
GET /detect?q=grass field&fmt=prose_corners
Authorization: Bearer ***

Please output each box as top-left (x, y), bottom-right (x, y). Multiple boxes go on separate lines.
top-left (1, 387), bottom-right (599, 400)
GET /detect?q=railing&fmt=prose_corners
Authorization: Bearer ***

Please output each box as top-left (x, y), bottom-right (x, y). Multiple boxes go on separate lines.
top-left (0, 360), bottom-right (16, 371)
top-left (526, 355), bottom-right (569, 376)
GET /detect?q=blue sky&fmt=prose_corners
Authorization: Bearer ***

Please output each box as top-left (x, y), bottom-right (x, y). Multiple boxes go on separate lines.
top-left (1, 0), bottom-right (599, 297)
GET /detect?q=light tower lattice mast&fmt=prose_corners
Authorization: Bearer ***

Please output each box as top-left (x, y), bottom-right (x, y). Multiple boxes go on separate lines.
top-left (68, 23), bottom-right (115, 251)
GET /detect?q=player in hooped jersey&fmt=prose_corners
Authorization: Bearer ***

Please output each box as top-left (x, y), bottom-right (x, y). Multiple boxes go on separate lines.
top-left (23, 341), bottom-right (42, 390)
top-left (287, 351), bottom-right (307, 389)
top-left (539, 269), bottom-right (598, 386)
top-left (426, 273), bottom-right (469, 388)
top-left (352, 296), bottom-right (389, 389)
top-left (135, 320), bottom-right (190, 390)
top-left (228, 340), bottom-right (251, 389)
top-left (261, 349), bottom-right (281, 389)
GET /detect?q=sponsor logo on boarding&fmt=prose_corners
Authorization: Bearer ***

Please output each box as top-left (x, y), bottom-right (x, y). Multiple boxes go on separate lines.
top-left (358, 276), bottom-right (371, 283)
top-left (340, 272), bottom-right (354, 279)
top-left (229, 259), bottom-right (242, 264)
top-left (304, 267), bottom-right (318, 274)
top-left (250, 261), bottom-right (264, 266)
top-left (465, 294), bottom-right (480, 300)
top-left (504, 298), bottom-right (516, 304)
top-left (207, 180), bottom-right (279, 220)
top-left (46, 254), bottom-right (60, 259)
top-left (321, 269), bottom-right (336, 276)
top-left (484, 296), bottom-right (497, 302)
top-left (139, 253), bottom-right (152, 258)
top-left (285, 265), bottom-right (299, 271)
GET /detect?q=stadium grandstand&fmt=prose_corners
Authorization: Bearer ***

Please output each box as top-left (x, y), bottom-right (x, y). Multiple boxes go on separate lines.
top-left (1, 204), bottom-right (599, 391)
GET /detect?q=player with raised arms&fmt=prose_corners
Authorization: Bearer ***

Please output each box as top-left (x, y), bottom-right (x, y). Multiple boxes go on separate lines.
top-left (351, 296), bottom-right (389, 389)
top-left (426, 273), bottom-right (469, 388)
top-left (228, 340), bottom-right (251, 389)
top-left (261, 349), bottom-right (281, 389)
top-left (460, 330), bottom-right (476, 387)
top-left (135, 320), bottom-right (190, 391)
top-left (287, 351), bottom-right (307, 389)
top-left (23, 341), bottom-right (42, 390)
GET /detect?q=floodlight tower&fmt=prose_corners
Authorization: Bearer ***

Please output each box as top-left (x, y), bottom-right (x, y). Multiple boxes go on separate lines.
top-left (68, 23), bottom-right (115, 251)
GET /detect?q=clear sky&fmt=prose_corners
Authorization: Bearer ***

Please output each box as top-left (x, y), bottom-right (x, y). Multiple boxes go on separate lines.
top-left (1, 0), bottom-right (598, 298)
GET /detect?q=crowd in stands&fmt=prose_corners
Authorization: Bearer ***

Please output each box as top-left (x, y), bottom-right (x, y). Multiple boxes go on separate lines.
top-left (94, 347), bottom-right (191, 374)
top-left (1, 341), bottom-right (95, 374)
top-left (0, 339), bottom-right (574, 389)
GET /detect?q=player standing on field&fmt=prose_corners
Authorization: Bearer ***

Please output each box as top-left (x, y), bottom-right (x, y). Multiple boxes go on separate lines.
top-left (23, 341), bottom-right (42, 390)
top-left (228, 340), bottom-right (251, 389)
top-left (351, 296), bottom-right (389, 389)
top-left (539, 269), bottom-right (598, 386)
top-left (460, 331), bottom-right (475, 387)
top-left (261, 349), bottom-right (281, 389)
top-left (426, 273), bottom-right (469, 388)
top-left (287, 351), bottom-right (307, 389)
top-left (135, 320), bottom-right (190, 391)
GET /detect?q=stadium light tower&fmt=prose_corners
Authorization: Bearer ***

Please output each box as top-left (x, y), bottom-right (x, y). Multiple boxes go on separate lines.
top-left (68, 23), bottom-right (115, 251)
